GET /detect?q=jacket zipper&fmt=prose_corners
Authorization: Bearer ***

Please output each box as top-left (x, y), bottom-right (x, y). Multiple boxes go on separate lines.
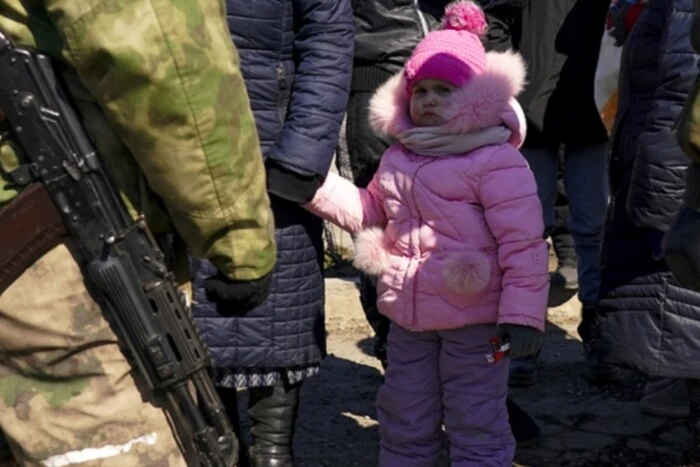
top-left (408, 158), bottom-right (434, 327)
top-left (276, 66), bottom-right (287, 90)
top-left (412, 0), bottom-right (430, 38)
top-left (276, 66), bottom-right (289, 123)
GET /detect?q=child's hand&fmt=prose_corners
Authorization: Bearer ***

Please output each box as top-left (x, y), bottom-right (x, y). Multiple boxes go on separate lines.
top-left (498, 324), bottom-right (542, 360)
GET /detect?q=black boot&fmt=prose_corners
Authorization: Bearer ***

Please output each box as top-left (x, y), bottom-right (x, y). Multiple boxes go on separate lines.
top-left (550, 257), bottom-right (579, 291)
top-left (216, 386), bottom-right (250, 467)
top-left (508, 354), bottom-right (538, 387)
top-left (374, 317), bottom-right (390, 370)
top-left (507, 397), bottom-right (540, 448)
top-left (577, 305), bottom-right (620, 384)
top-left (683, 380), bottom-right (700, 466)
top-left (248, 382), bottom-right (300, 467)
top-left (359, 273), bottom-right (390, 370)
top-left (550, 164), bottom-right (578, 290)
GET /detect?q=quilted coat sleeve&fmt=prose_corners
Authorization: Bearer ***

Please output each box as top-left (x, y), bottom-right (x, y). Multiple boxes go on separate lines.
top-left (627, 0), bottom-right (700, 232)
top-left (267, 0), bottom-right (354, 179)
top-left (478, 147), bottom-right (549, 331)
top-left (304, 171), bottom-right (386, 233)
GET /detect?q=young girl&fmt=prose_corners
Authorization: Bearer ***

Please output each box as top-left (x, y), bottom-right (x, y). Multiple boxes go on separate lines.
top-left (306, 1), bottom-right (549, 465)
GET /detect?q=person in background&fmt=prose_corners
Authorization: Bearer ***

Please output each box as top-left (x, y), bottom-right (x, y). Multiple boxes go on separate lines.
top-left (597, 0), bottom-right (695, 421)
top-left (617, 0), bottom-right (700, 463)
top-left (190, 1), bottom-right (353, 466)
top-left (665, 3), bottom-right (700, 463)
top-left (482, 2), bottom-right (581, 292)
top-left (598, 0), bottom-right (698, 421)
top-left (507, 0), bottom-right (614, 386)
top-left (601, 0), bottom-right (700, 424)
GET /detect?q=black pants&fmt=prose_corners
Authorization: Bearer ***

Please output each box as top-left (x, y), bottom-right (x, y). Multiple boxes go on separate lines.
top-left (552, 152), bottom-right (576, 267)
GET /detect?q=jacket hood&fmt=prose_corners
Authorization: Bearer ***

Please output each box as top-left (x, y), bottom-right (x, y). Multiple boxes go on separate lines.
top-left (368, 50), bottom-right (527, 148)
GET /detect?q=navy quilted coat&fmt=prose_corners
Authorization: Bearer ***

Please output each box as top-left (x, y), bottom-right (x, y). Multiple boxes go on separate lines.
top-left (192, 0), bottom-right (353, 370)
top-left (598, 0), bottom-right (700, 379)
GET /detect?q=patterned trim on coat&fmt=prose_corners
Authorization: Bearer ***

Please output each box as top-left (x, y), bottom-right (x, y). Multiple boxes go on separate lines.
top-left (213, 365), bottom-right (320, 388)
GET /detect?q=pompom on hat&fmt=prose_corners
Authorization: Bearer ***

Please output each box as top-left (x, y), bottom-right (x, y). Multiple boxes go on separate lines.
top-left (404, 0), bottom-right (488, 94)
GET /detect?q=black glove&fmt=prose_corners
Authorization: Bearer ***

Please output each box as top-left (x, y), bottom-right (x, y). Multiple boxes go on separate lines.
top-left (498, 324), bottom-right (542, 360)
top-left (204, 271), bottom-right (272, 315)
top-left (664, 204), bottom-right (700, 292)
top-left (266, 161), bottom-right (321, 204)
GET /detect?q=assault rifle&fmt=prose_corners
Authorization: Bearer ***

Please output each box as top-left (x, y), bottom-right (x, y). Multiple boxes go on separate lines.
top-left (0, 32), bottom-right (235, 467)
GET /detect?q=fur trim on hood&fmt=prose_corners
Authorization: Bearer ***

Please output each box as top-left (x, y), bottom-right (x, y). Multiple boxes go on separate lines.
top-left (368, 50), bottom-right (527, 148)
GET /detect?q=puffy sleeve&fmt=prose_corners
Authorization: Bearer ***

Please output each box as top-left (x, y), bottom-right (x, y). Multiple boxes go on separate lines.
top-left (478, 146), bottom-right (549, 330)
top-left (304, 171), bottom-right (386, 233)
top-left (266, 0), bottom-right (354, 179)
top-left (627, 0), bottom-right (700, 232)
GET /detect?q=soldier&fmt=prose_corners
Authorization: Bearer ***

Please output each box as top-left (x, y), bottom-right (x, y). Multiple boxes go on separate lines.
top-left (0, 1), bottom-right (276, 466)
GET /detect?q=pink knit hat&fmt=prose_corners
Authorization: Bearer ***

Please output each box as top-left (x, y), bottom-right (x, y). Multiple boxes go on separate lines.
top-left (404, 0), bottom-right (488, 94)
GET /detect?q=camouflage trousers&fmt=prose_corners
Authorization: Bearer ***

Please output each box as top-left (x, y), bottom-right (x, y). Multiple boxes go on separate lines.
top-left (0, 241), bottom-right (188, 467)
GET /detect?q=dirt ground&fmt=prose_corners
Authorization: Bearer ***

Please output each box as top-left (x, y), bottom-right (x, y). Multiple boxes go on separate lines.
top-left (286, 268), bottom-right (691, 467)
top-left (0, 255), bottom-right (689, 467)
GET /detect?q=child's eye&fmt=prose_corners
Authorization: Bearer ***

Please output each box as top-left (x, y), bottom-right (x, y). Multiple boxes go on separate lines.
top-left (414, 88), bottom-right (426, 95)
top-left (438, 87), bottom-right (453, 95)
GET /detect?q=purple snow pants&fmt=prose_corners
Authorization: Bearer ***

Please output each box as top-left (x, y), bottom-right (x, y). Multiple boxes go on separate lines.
top-left (377, 323), bottom-right (515, 467)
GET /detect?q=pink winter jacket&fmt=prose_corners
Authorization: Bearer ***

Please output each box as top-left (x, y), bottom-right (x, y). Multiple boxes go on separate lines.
top-left (306, 51), bottom-right (549, 332)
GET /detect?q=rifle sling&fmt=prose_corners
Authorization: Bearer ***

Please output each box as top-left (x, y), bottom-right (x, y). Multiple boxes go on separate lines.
top-left (0, 183), bottom-right (69, 294)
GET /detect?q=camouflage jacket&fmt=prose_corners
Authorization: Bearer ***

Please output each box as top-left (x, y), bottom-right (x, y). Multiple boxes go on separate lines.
top-left (0, 0), bottom-right (276, 281)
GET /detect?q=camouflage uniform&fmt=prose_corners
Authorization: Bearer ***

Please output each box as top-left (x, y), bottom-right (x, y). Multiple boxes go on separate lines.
top-left (0, 0), bottom-right (276, 465)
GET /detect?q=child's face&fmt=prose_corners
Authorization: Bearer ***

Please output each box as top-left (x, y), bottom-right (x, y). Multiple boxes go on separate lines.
top-left (409, 79), bottom-right (457, 127)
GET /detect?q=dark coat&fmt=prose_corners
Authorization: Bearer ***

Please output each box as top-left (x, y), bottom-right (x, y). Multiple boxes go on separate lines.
top-left (350, 0), bottom-right (450, 91)
top-left (598, 0), bottom-right (700, 379)
top-left (192, 0), bottom-right (353, 370)
top-left (517, 0), bottom-right (611, 147)
top-left (350, 0), bottom-right (524, 90)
